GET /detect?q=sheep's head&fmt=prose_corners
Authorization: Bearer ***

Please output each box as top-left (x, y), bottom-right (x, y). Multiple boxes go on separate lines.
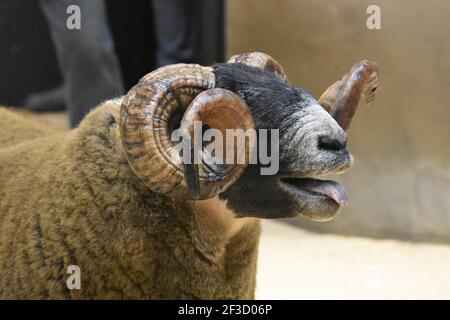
top-left (120, 53), bottom-right (379, 222)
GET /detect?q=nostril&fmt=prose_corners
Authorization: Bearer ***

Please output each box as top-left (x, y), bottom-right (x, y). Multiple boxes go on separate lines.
top-left (318, 136), bottom-right (347, 152)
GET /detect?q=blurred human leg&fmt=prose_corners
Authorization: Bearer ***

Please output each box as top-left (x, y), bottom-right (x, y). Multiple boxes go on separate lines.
top-left (151, 0), bottom-right (194, 67)
top-left (24, 84), bottom-right (65, 112)
top-left (39, 0), bottom-right (123, 127)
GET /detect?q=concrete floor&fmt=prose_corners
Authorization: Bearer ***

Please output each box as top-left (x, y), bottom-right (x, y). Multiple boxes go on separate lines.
top-left (257, 220), bottom-right (450, 299)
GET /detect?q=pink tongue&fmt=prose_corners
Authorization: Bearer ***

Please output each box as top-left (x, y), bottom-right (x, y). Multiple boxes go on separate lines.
top-left (300, 178), bottom-right (349, 206)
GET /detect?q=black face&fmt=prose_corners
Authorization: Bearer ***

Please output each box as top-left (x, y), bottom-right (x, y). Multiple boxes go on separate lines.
top-left (214, 63), bottom-right (353, 221)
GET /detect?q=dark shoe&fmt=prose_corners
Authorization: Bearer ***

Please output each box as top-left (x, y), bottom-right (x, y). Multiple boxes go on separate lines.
top-left (24, 84), bottom-right (66, 112)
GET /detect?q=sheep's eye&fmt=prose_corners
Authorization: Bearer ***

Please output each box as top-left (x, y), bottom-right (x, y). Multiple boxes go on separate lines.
top-left (168, 109), bottom-right (184, 134)
top-left (108, 114), bottom-right (116, 127)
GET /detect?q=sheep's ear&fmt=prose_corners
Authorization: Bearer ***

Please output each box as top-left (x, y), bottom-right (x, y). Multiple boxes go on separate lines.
top-left (319, 60), bottom-right (379, 131)
top-left (228, 52), bottom-right (288, 83)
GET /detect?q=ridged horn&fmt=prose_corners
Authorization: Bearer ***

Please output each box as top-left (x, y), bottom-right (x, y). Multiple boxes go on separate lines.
top-left (120, 64), bottom-right (255, 199)
top-left (319, 60), bottom-right (379, 131)
top-left (228, 52), bottom-right (288, 83)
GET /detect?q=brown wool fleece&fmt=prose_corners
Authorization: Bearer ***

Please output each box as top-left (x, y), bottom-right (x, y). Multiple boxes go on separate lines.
top-left (0, 108), bottom-right (59, 147)
top-left (0, 103), bottom-right (261, 299)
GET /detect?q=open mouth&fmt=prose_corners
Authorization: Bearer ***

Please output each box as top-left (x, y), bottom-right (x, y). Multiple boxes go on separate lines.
top-left (279, 177), bottom-right (348, 206)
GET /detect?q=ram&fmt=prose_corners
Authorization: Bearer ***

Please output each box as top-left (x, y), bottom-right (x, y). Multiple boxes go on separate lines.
top-left (0, 53), bottom-right (378, 299)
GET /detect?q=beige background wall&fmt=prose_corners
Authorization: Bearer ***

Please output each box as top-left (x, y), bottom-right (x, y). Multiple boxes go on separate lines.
top-left (227, 0), bottom-right (450, 242)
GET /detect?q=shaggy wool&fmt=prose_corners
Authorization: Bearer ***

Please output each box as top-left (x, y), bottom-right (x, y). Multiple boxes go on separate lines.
top-left (0, 103), bottom-right (260, 299)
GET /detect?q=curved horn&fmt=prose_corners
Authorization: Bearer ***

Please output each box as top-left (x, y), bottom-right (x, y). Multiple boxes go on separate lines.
top-left (120, 64), bottom-right (255, 199)
top-left (179, 88), bottom-right (255, 199)
top-left (228, 52), bottom-right (288, 83)
top-left (319, 60), bottom-right (379, 131)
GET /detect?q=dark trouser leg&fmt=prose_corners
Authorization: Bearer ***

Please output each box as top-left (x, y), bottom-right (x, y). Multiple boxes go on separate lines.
top-left (150, 0), bottom-right (194, 67)
top-left (39, 0), bottom-right (124, 127)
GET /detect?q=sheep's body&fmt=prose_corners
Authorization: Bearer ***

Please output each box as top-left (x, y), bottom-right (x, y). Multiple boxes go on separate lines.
top-left (0, 103), bottom-right (260, 299)
top-left (0, 108), bottom-right (58, 147)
